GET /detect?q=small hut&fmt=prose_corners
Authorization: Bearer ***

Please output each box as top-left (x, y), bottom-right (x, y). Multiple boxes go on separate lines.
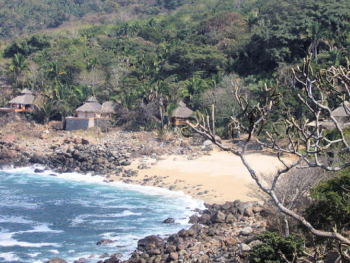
top-left (307, 102), bottom-right (350, 128)
top-left (65, 97), bottom-right (116, 131)
top-left (171, 101), bottom-right (194, 126)
top-left (75, 96), bottom-right (102, 118)
top-left (1, 88), bottom-right (35, 112)
top-left (101, 101), bottom-right (116, 119)
top-left (331, 102), bottom-right (350, 123)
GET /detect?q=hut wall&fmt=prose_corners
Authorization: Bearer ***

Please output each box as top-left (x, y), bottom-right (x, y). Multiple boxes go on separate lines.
top-left (77, 111), bottom-right (96, 118)
top-left (66, 118), bottom-right (95, 131)
top-left (172, 118), bottom-right (187, 126)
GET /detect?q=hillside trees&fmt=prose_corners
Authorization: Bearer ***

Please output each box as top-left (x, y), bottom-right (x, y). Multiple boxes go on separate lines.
top-left (0, 0), bottom-right (349, 127)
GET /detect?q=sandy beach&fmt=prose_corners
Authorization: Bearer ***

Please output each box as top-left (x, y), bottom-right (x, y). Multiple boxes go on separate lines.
top-left (108, 149), bottom-right (290, 204)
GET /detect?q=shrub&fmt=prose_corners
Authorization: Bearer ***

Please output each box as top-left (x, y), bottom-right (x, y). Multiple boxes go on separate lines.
top-left (249, 231), bottom-right (304, 263)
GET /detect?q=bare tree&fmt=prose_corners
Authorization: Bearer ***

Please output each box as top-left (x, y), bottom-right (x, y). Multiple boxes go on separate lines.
top-left (249, 166), bottom-right (330, 237)
top-left (187, 57), bottom-right (350, 245)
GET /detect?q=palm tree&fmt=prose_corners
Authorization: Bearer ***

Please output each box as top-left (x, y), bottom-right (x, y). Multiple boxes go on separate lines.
top-left (245, 11), bottom-right (258, 33)
top-left (45, 61), bottom-right (66, 83)
top-left (9, 53), bottom-right (29, 85)
top-left (180, 75), bottom-right (208, 101)
top-left (306, 22), bottom-right (330, 63)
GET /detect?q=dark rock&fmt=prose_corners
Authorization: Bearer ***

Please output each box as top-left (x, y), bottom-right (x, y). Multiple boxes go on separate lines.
top-left (96, 239), bottom-right (114, 245)
top-left (137, 235), bottom-right (164, 250)
top-left (103, 255), bottom-right (122, 263)
top-left (82, 138), bottom-right (90, 145)
top-left (210, 211), bottom-right (226, 223)
top-left (169, 252), bottom-right (179, 261)
top-left (225, 213), bottom-right (236, 223)
top-left (163, 218), bottom-right (175, 224)
top-left (199, 214), bottom-right (211, 225)
top-left (189, 215), bottom-right (199, 224)
top-left (148, 249), bottom-right (161, 255)
top-left (244, 207), bottom-right (254, 217)
top-left (34, 168), bottom-right (45, 173)
top-left (100, 253), bottom-right (109, 258)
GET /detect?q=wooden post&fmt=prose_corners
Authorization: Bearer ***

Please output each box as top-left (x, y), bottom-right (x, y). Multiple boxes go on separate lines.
top-left (212, 104), bottom-right (215, 138)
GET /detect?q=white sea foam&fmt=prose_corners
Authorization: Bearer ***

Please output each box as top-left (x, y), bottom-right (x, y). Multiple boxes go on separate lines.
top-left (48, 249), bottom-right (60, 254)
top-left (0, 225), bottom-right (62, 248)
top-left (17, 224), bottom-right (63, 234)
top-left (0, 215), bottom-right (35, 225)
top-left (5, 166), bottom-right (205, 228)
top-left (4, 166), bottom-right (205, 211)
top-left (102, 210), bottom-right (142, 218)
top-left (27, 252), bottom-right (41, 257)
top-left (0, 252), bottom-right (20, 262)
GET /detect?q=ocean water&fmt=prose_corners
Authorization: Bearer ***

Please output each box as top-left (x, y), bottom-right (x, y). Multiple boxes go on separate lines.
top-left (0, 167), bottom-right (204, 263)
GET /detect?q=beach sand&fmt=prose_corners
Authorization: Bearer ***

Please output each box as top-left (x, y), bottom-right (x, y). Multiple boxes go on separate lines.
top-left (109, 149), bottom-right (292, 204)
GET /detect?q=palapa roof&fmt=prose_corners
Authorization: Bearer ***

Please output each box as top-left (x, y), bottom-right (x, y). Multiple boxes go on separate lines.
top-left (9, 89), bottom-right (34, 105)
top-left (307, 120), bottom-right (336, 128)
top-left (172, 101), bottom-right (194, 118)
top-left (21, 88), bottom-right (32, 94)
top-left (101, 101), bottom-right (116, 114)
top-left (86, 96), bottom-right (98, 103)
top-left (331, 102), bottom-right (350, 117)
top-left (76, 96), bottom-right (102, 113)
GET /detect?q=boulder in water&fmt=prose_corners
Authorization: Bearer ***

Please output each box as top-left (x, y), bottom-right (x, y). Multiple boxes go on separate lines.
top-left (163, 218), bottom-right (175, 224)
top-left (96, 239), bottom-right (114, 245)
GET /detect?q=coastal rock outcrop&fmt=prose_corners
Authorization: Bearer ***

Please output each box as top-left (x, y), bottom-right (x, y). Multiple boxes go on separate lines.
top-left (119, 201), bottom-right (267, 263)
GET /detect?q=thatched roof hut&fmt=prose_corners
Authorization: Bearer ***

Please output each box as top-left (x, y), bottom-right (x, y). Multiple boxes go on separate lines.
top-left (101, 101), bottom-right (116, 114)
top-left (76, 96), bottom-right (102, 113)
top-left (171, 101), bottom-right (194, 126)
top-left (331, 102), bottom-right (350, 117)
top-left (9, 89), bottom-right (35, 105)
top-left (172, 101), bottom-right (194, 119)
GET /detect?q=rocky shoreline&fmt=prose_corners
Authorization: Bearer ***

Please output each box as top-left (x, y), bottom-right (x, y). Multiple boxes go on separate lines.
top-left (0, 130), bottom-right (271, 263)
top-left (47, 201), bottom-right (269, 263)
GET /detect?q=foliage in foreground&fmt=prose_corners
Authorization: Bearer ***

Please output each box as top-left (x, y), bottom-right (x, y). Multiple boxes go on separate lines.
top-left (249, 232), bottom-right (304, 263)
top-left (305, 169), bottom-right (350, 239)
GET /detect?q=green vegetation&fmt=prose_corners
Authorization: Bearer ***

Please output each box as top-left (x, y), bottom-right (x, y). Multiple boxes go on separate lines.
top-left (1, 0), bottom-right (348, 129)
top-left (306, 169), bottom-right (350, 237)
top-left (248, 232), bottom-right (304, 263)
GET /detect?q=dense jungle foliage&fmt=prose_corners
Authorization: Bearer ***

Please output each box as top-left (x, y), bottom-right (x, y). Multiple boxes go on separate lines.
top-left (0, 0), bottom-right (349, 133)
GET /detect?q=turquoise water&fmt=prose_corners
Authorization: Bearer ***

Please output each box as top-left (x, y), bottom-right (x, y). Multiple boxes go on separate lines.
top-left (0, 167), bottom-right (203, 263)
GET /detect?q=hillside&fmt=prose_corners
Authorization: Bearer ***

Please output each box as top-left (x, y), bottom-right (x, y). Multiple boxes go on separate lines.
top-left (0, 0), bottom-right (349, 134)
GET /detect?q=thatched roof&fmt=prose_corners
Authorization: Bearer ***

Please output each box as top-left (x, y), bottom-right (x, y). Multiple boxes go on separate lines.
top-left (172, 101), bottom-right (194, 118)
top-left (76, 96), bottom-right (102, 112)
top-left (101, 101), bottom-right (116, 114)
top-left (331, 102), bottom-right (350, 117)
top-left (9, 92), bottom-right (35, 105)
top-left (20, 88), bottom-right (32, 94)
top-left (86, 96), bottom-right (98, 103)
top-left (307, 120), bottom-right (336, 128)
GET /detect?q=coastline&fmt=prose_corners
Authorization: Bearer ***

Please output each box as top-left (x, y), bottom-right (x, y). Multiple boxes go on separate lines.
top-left (0, 129), bottom-right (290, 263)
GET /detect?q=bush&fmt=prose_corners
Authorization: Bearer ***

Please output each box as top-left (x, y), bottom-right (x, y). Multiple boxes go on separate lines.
top-left (305, 170), bottom-right (350, 235)
top-left (249, 232), bottom-right (304, 263)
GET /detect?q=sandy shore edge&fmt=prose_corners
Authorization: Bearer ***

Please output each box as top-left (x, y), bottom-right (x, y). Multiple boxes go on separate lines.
top-left (107, 149), bottom-right (289, 204)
